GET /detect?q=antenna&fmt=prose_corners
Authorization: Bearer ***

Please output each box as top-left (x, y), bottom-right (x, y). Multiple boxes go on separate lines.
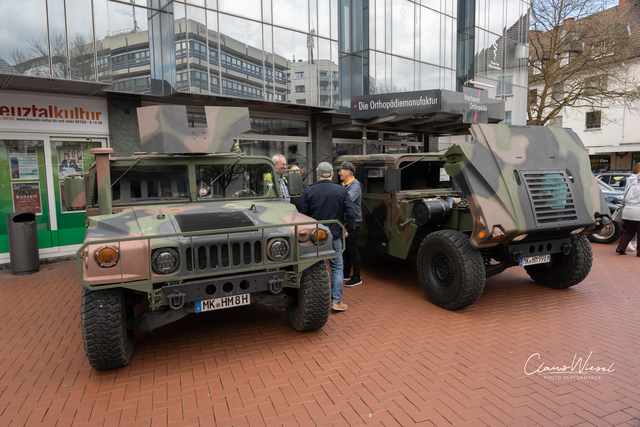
top-left (131, 0), bottom-right (140, 33)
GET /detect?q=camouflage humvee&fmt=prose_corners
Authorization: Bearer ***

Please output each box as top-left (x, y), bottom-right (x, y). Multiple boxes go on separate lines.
top-left (336, 124), bottom-right (611, 310)
top-left (65, 105), bottom-right (339, 371)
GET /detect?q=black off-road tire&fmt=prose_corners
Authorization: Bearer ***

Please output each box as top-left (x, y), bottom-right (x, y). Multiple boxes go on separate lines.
top-left (525, 235), bottom-right (592, 289)
top-left (286, 261), bottom-right (331, 331)
top-left (81, 287), bottom-right (134, 370)
top-left (417, 230), bottom-right (486, 310)
top-left (587, 221), bottom-right (623, 244)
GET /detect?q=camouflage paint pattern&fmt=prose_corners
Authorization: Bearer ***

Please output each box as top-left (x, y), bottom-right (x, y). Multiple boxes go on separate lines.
top-left (444, 124), bottom-right (609, 248)
top-left (137, 105), bottom-right (251, 154)
top-left (64, 174), bottom-right (87, 211)
top-left (336, 123), bottom-right (608, 258)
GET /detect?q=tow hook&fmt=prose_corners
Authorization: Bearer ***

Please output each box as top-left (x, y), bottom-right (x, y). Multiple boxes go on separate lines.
top-left (269, 275), bottom-right (283, 294)
top-left (512, 248), bottom-right (521, 263)
top-left (168, 289), bottom-right (186, 309)
top-left (562, 242), bottom-right (572, 255)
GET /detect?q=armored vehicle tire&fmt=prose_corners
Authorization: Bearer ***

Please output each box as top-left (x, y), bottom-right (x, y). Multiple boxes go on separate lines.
top-left (417, 230), bottom-right (486, 310)
top-left (81, 287), bottom-right (134, 370)
top-left (525, 235), bottom-right (593, 289)
top-left (587, 222), bottom-right (623, 244)
top-left (286, 261), bottom-right (331, 331)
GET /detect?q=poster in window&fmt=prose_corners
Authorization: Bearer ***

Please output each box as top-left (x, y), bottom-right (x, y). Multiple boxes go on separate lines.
top-left (9, 146), bottom-right (39, 180)
top-left (12, 182), bottom-right (42, 214)
top-left (57, 147), bottom-right (84, 177)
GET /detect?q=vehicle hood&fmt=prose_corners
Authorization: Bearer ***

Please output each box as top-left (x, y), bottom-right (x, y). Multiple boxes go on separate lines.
top-left (85, 201), bottom-right (317, 241)
top-left (443, 124), bottom-right (609, 248)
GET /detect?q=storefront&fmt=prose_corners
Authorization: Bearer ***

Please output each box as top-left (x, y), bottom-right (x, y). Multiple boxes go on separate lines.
top-left (0, 92), bottom-right (109, 262)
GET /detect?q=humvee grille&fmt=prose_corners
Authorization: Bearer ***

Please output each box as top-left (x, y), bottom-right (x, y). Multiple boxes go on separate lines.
top-left (176, 211), bottom-right (253, 232)
top-left (185, 241), bottom-right (263, 272)
top-left (521, 170), bottom-right (578, 227)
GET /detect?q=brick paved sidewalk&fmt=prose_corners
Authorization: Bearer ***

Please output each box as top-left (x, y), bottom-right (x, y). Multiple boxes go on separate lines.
top-left (1, 242), bottom-right (639, 426)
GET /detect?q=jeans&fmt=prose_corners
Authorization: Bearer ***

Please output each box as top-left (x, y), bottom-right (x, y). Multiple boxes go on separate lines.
top-left (343, 224), bottom-right (361, 279)
top-left (329, 237), bottom-right (344, 303)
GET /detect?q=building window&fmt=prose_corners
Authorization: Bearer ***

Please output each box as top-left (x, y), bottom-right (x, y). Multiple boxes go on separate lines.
top-left (586, 111), bottom-right (601, 129)
top-left (295, 72), bottom-right (304, 79)
top-left (529, 89), bottom-right (538, 106)
top-left (560, 52), bottom-right (570, 67)
top-left (295, 85), bottom-right (305, 93)
top-left (296, 99), bottom-right (306, 104)
top-left (552, 84), bottom-right (564, 101)
top-left (497, 76), bottom-right (513, 96)
top-left (501, 111), bottom-right (512, 125)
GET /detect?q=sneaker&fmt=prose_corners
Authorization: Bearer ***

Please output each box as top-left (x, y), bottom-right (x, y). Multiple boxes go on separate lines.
top-left (628, 242), bottom-right (637, 251)
top-left (344, 277), bottom-right (362, 287)
top-left (331, 301), bottom-right (348, 311)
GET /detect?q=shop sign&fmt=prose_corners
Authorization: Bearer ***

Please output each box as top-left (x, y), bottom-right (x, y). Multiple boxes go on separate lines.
top-left (12, 182), bottom-right (42, 214)
top-left (9, 146), bottom-right (39, 180)
top-left (351, 88), bottom-right (504, 123)
top-left (0, 93), bottom-right (108, 133)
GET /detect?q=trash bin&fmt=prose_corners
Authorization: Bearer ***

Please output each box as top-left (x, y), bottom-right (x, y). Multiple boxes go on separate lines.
top-left (7, 211), bottom-right (40, 275)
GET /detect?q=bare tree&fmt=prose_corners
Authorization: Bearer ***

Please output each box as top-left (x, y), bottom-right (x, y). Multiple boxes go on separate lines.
top-left (69, 32), bottom-right (95, 81)
top-left (528, 0), bottom-right (640, 126)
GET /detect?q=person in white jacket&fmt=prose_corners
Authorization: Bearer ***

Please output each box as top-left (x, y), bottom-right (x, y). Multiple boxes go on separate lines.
top-left (615, 163), bottom-right (640, 255)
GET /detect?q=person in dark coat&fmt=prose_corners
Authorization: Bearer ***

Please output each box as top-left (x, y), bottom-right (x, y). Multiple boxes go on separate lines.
top-left (298, 162), bottom-right (356, 311)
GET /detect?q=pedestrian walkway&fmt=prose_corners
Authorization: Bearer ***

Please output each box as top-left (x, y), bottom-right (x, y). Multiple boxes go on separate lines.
top-left (0, 242), bottom-right (638, 426)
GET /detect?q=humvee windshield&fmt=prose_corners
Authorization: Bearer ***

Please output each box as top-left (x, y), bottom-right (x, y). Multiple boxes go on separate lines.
top-left (108, 165), bottom-right (190, 206)
top-left (196, 164), bottom-right (275, 199)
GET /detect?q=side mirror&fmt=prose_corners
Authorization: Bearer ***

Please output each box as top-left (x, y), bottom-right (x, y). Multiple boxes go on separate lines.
top-left (64, 174), bottom-right (87, 210)
top-left (384, 169), bottom-right (401, 193)
top-left (287, 170), bottom-right (303, 197)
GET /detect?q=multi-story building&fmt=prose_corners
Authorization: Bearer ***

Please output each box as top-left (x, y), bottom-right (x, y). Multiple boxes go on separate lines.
top-left (527, 0), bottom-right (640, 172)
top-left (0, 0), bottom-right (529, 261)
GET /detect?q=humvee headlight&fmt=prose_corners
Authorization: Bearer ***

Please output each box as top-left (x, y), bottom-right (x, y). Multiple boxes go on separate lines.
top-left (96, 246), bottom-right (118, 268)
top-left (267, 238), bottom-right (289, 261)
top-left (311, 229), bottom-right (327, 245)
top-left (151, 248), bottom-right (180, 274)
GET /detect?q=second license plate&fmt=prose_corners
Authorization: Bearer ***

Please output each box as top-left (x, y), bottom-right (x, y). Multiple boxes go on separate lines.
top-left (519, 254), bottom-right (551, 266)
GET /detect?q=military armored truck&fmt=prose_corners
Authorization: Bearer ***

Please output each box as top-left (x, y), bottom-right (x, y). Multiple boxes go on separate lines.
top-left (337, 124), bottom-right (611, 310)
top-left (65, 106), bottom-right (339, 370)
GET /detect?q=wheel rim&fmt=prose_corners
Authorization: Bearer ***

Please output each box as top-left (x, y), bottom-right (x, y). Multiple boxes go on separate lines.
top-left (593, 224), bottom-right (615, 240)
top-left (431, 253), bottom-right (454, 287)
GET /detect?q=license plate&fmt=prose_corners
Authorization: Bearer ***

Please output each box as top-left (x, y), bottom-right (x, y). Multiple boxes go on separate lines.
top-left (195, 294), bottom-right (250, 312)
top-left (519, 254), bottom-right (551, 266)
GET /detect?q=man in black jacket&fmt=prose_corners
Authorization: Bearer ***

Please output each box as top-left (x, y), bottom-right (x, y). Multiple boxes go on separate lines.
top-left (298, 162), bottom-right (356, 311)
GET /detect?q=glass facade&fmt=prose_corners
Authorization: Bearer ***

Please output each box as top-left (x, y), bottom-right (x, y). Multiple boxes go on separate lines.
top-left (0, 0), bottom-right (528, 123)
top-left (458, 0), bottom-right (530, 125)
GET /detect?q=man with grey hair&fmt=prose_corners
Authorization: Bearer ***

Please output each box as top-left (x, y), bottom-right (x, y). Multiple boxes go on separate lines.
top-left (298, 162), bottom-right (356, 311)
top-left (272, 154), bottom-right (290, 203)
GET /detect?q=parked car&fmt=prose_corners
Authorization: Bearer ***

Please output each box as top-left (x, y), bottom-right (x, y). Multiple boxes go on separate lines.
top-left (588, 178), bottom-right (624, 244)
top-left (595, 171), bottom-right (631, 191)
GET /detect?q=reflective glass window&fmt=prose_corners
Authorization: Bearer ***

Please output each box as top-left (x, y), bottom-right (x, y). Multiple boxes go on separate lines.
top-left (420, 7), bottom-right (440, 65)
top-left (274, 27), bottom-right (310, 102)
top-left (196, 164), bottom-right (274, 199)
top-left (49, 0), bottom-right (68, 79)
top-left (207, 10), bottom-right (221, 94)
top-left (419, 62), bottom-right (439, 90)
top-left (391, 0), bottom-right (414, 59)
top-left (318, 0), bottom-right (331, 37)
top-left (174, 3), bottom-right (188, 92)
top-left (219, 0), bottom-right (262, 20)
top-left (66, 0), bottom-right (95, 82)
top-left (273, 0), bottom-right (309, 33)
top-left (187, 6), bottom-right (209, 94)
top-left (0, 0), bottom-right (49, 77)
top-left (488, 0), bottom-right (504, 35)
top-left (107, 3), bottom-right (152, 93)
top-left (392, 56), bottom-right (414, 92)
top-left (375, 0), bottom-right (385, 52)
top-left (219, 15), bottom-right (264, 100)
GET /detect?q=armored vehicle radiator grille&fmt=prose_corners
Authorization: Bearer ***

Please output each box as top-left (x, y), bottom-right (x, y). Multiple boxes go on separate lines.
top-left (521, 170), bottom-right (578, 227)
top-left (176, 212), bottom-right (254, 232)
top-left (185, 241), bottom-right (263, 272)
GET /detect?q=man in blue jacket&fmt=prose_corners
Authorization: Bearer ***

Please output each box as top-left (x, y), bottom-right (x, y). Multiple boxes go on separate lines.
top-left (338, 161), bottom-right (364, 287)
top-left (298, 162), bottom-right (356, 311)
